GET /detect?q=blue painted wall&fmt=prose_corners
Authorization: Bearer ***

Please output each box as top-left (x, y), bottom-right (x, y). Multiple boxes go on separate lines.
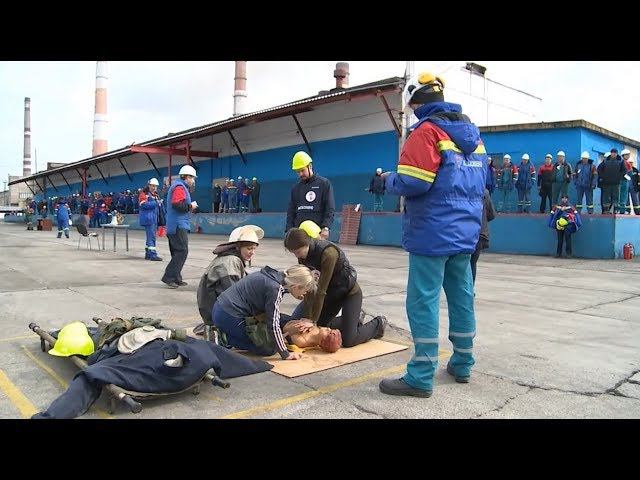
top-left (613, 216), bottom-right (640, 259)
top-left (580, 129), bottom-right (624, 159)
top-left (6, 210), bottom-right (638, 260)
top-left (37, 130), bottom-right (400, 215)
top-left (486, 213), bottom-right (615, 259)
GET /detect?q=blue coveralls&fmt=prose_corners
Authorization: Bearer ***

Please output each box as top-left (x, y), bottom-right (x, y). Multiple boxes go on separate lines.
top-left (221, 186), bottom-right (229, 213)
top-left (515, 160), bottom-right (536, 213)
top-left (496, 163), bottom-right (517, 212)
top-left (574, 160), bottom-right (596, 214)
top-left (56, 205), bottom-right (70, 238)
top-left (139, 191), bottom-right (161, 259)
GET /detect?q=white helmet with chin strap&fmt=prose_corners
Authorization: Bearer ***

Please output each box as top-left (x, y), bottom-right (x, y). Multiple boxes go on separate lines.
top-left (404, 72), bottom-right (445, 106)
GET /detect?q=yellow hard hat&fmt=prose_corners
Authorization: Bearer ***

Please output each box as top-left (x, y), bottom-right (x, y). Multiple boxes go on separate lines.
top-left (556, 218), bottom-right (569, 230)
top-left (299, 220), bottom-right (321, 238)
top-left (48, 322), bottom-right (95, 357)
top-left (292, 151), bottom-right (312, 171)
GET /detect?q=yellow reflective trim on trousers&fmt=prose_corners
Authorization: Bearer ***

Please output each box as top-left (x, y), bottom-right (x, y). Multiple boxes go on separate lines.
top-left (437, 140), bottom-right (486, 155)
top-left (397, 165), bottom-right (435, 183)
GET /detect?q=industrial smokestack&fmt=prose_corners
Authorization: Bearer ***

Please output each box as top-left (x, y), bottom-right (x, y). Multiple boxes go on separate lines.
top-left (233, 61), bottom-right (247, 116)
top-left (334, 62), bottom-right (349, 89)
top-left (23, 97), bottom-right (31, 177)
top-left (92, 61), bottom-right (108, 156)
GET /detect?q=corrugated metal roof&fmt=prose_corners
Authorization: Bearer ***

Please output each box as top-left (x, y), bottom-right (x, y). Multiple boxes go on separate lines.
top-left (10, 77), bottom-right (404, 185)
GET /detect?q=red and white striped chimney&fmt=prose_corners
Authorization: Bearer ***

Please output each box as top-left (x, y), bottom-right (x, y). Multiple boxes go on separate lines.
top-left (233, 61), bottom-right (247, 116)
top-left (92, 61), bottom-right (108, 156)
top-left (23, 97), bottom-right (32, 177)
top-left (334, 62), bottom-right (349, 89)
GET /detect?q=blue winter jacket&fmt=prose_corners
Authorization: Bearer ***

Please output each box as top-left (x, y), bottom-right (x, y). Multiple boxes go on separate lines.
top-left (56, 205), bottom-right (70, 224)
top-left (384, 102), bottom-right (487, 256)
top-left (548, 206), bottom-right (582, 234)
top-left (573, 160), bottom-right (596, 189)
top-left (515, 161), bottom-right (536, 190)
top-left (139, 191), bottom-right (159, 227)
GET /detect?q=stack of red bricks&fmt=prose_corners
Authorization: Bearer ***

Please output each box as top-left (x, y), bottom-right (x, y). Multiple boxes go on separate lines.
top-left (339, 204), bottom-right (362, 245)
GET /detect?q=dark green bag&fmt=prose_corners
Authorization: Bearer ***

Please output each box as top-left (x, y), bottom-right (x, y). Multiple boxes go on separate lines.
top-left (244, 313), bottom-right (272, 350)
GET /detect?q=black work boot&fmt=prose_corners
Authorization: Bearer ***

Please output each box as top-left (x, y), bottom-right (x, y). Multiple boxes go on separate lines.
top-left (379, 378), bottom-right (432, 398)
top-left (373, 316), bottom-right (388, 339)
top-left (446, 363), bottom-right (470, 383)
top-left (162, 279), bottom-right (179, 289)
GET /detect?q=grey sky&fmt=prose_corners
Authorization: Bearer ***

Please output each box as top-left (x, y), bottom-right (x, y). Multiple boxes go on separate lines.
top-left (2, 61), bottom-right (639, 185)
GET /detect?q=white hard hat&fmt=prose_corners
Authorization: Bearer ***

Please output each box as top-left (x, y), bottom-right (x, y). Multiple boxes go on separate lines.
top-left (238, 176), bottom-right (243, 180)
top-left (503, 154), bottom-right (511, 160)
top-left (404, 72), bottom-right (445, 105)
top-left (581, 151), bottom-right (590, 159)
top-left (545, 153), bottom-right (553, 159)
top-left (522, 154), bottom-right (530, 160)
top-left (376, 167), bottom-right (382, 174)
top-left (621, 149), bottom-right (631, 156)
top-left (557, 151), bottom-right (566, 157)
top-left (179, 165), bottom-right (197, 178)
top-left (148, 178), bottom-right (159, 186)
top-left (225, 225), bottom-right (265, 246)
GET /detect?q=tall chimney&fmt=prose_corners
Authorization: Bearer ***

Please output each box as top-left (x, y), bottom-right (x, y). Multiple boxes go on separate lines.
top-left (233, 61), bottom-right (247, 116)
top-left (23, 97), bottom-right (32, 177)
top-left (92, 61), bottom-right (108, 156)
top-left (334, 62), bottom-right (349, 89)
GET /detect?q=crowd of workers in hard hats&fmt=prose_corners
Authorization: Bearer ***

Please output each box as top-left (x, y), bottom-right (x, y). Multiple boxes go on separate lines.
top-left (213, 176), bottom-right (261, 213)
top-left (30, 189), bottom-right (148, 228)
top-left (488, 148), bottom-right (640, 215)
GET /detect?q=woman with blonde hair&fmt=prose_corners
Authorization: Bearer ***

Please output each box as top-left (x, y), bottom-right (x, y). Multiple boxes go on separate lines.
top-left (212, 264), bottom-right (319, 360)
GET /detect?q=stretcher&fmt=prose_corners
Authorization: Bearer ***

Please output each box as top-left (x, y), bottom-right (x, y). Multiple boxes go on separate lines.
top-left (29, 320), bottom-right (230, 415)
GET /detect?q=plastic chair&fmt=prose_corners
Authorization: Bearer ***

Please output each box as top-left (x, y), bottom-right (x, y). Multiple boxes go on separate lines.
top-left (76, 223), bottom-right (98, 250)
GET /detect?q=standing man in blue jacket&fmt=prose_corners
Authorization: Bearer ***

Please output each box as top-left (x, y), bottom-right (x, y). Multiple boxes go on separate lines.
top-left (56, 202), bottom-right (71, 239)
top-left (574, 151), bottom-right (597, 214)
top-left (139, 177), bottom-right (163, 261)
top-left (161, 165), bottom-right (198, 288)
top-left (378, 72), bottom-right (486, 398)
top-left (515, 153), bottom-right (536, 213)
